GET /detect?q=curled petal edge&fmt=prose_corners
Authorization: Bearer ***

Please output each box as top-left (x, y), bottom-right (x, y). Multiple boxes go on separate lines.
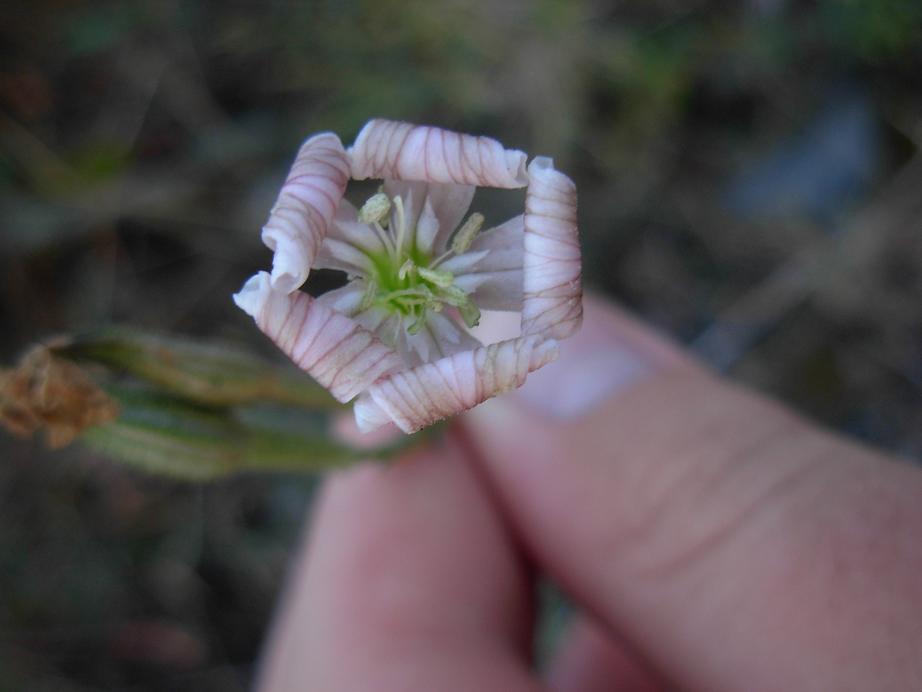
top-left (233, 272), bottom-right (404, 403)
top-left (521, 156), bottom-right (583, 340)
top-left (348, 119), bottom-right (528, 189)
top-left (260, 133), bottom-right (351, 294)
top-left (353, 335), bottom-right (559, 434)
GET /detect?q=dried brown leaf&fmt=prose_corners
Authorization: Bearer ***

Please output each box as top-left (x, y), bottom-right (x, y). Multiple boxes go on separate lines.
top-left (0, 345), bottom-right (119, 448)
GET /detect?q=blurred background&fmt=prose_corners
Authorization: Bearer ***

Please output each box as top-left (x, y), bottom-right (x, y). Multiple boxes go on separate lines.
top-left (2, 0), bottom-right (921, 689)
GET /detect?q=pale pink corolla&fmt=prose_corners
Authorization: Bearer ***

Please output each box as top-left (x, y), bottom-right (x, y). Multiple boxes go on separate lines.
top-left (234, 119), bottom-right (581, 433)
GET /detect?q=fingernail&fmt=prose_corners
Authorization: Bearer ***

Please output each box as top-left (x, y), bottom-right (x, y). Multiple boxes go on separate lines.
top-left (511, 299), bottom-right (669, 420)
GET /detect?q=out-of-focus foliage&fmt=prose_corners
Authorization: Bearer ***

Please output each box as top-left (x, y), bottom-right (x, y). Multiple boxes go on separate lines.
top-left (2, 328), bottom-right (425, 478)
top-left (1, 0), bottom-right (921, 689)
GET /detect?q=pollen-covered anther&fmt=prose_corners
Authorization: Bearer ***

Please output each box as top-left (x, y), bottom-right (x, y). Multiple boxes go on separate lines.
top-left (357, 192), bottom-right (392, 225)
top-left (451, 212), bottom-right (485, 254)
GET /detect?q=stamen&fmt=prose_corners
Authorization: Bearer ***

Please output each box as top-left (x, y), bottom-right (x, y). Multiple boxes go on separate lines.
top-left (457, 299), bottom-right (481, 328)
top-left (438, 285), bottom-right (467, 305)
top-left (451, 212), bottom-right (485, 254)
top-left (438, 285), bottom-right (481, 328)
top-left (359, 278), bottom-right (377, 311)
top-left (407, 312), bottom-right (426, 335)
top-left (417, 266), bottom-right (454, 288)
top-left (393, 195), bottom-right (407, 254)
top-left (398, 259), bottom-right (416, 281)
top-left (353, 194), bottom-right (488, 339)
top-left (391, 288), bottom-right (431, 299)
top-left (358, 192), bottom-right (392, 225)
top-left (385, 297), bottom-right (430, 307)
top-left (369, 221), bottom-right (395, 259)
top-left (357, 191), bottom-right (399, 260)
top-left (429, 250), bottom-right (453, 268)
top-left (377, 287), bottom-right (433, 304)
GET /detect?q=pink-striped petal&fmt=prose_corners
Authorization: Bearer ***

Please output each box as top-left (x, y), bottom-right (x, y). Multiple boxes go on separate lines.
top-left (353, 335), bottom-right (559, 433)
top-left (521, 157), bottom-right (582, 340)
top-left (233, 272), bottom-right (403, 402)
top-left (348, 119), bottom-right (528, 189)
top-left (260, 133), bottom-right (350, 294)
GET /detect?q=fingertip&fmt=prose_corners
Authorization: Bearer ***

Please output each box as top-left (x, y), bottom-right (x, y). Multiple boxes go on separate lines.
top-left (546, 617), bottom-right (667, 692)
top-left (331, 409), bottom-right (402, 449)
top-left (258, 433), bottom-right (539, 691)
top-left (516, 296), bottom-right (694, 419)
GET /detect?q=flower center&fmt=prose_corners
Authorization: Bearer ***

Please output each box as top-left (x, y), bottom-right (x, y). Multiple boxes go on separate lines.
top-left (356, 192), bottom-right (483, 335)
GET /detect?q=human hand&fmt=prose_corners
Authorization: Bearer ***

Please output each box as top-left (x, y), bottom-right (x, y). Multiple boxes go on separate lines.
top-left (257, 297), bottom-right (922, 691)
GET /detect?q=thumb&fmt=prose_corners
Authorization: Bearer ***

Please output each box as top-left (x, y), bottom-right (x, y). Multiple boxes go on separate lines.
top-left (463, 296), bottom-right (922, 692)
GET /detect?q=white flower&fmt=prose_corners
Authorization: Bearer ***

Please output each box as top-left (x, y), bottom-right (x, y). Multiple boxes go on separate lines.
top-left (234, 119), bottom-right (581, 433)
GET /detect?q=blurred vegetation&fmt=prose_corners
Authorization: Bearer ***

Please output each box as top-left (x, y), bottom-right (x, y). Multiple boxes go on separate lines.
top-left (1, 0), bottom-right (921, 688)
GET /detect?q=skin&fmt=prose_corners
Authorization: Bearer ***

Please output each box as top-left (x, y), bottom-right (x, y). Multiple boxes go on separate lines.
top-left (257, 297), bottom-right (922, 692)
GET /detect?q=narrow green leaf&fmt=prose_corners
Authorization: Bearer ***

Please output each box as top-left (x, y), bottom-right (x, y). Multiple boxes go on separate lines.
top-left (55, 327), bottom-right (339, 410)
top-left (80, 385), bottom-right (438, 480)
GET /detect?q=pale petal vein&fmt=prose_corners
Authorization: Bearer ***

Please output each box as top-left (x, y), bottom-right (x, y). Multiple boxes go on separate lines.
top-left (522, 157), bottom-right (582, 339)
top-left (349, 119), bottom-right (528, 189)
top-left (261, 133), bottom-right (350, 294)
top-left (234, 272), bottom-right (403, 402)
top-left (354, 335), bottom-right (559, 433)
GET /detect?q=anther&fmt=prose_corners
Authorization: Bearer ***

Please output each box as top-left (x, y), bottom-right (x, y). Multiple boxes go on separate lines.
top-left (451, 212), bottom-right (485, 254)
top-left (398, 259), bottom-right (416, 281)
top-left (417, 266), bottom-right (454, 288)
top-left (358, 193), bottom-right (392, 225)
